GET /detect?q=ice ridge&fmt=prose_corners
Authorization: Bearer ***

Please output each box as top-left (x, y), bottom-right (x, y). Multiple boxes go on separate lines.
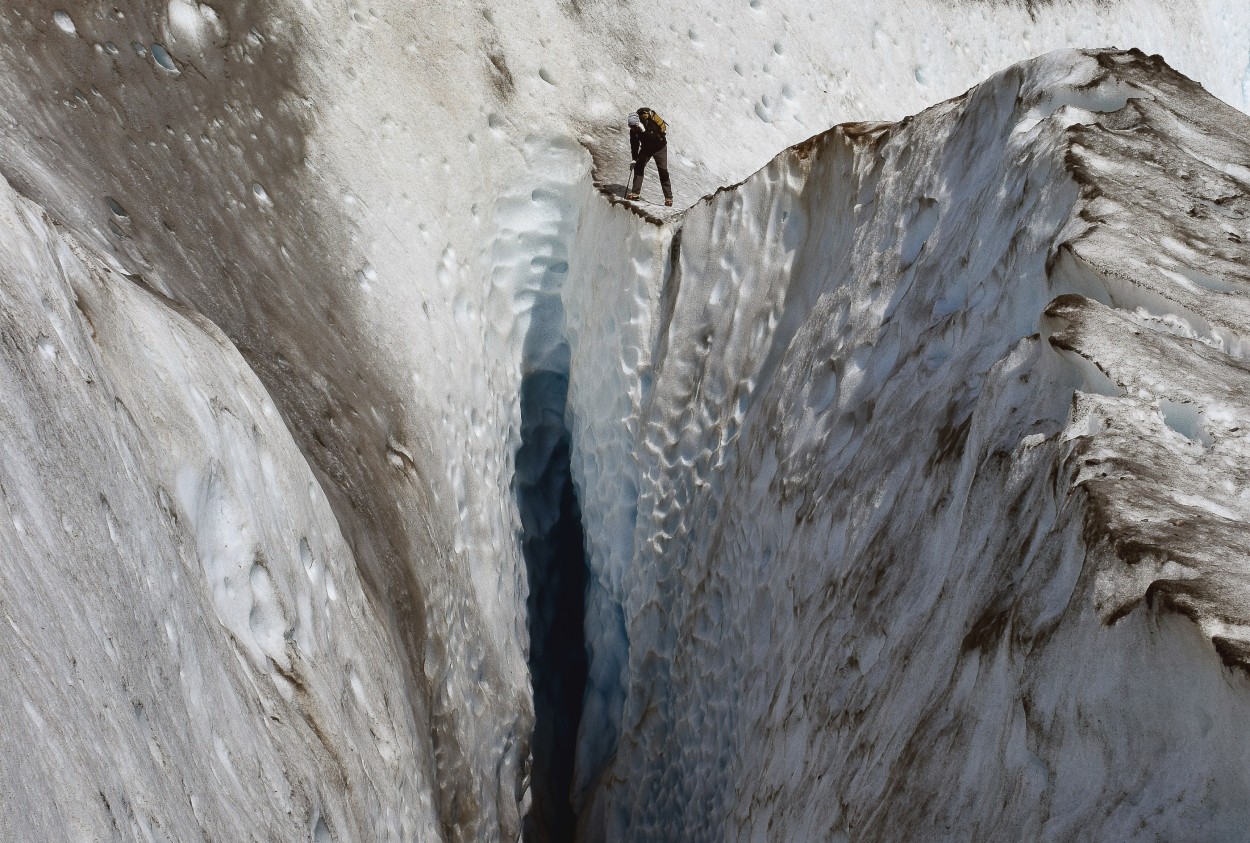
top-left (565, 48), bottom-right (1250, 840)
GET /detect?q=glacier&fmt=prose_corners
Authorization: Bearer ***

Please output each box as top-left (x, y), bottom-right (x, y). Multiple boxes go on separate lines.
top-left (3, 1), bottom-right (1250, 842)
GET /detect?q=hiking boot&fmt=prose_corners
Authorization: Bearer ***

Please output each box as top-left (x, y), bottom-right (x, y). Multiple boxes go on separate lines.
top-left (625, 192), bottom-right (640, 200)
top-left (664, 198), bottom-right (673, 207)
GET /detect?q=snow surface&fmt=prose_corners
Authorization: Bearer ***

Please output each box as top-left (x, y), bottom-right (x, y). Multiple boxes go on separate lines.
top-left (1, 0), bottom-right (1250, 840)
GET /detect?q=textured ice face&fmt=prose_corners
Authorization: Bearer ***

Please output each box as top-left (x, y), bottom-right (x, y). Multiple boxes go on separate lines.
top-left (564, 49), bottom-right (1250, 840)
top-left (2, 1), bottom-right (1250, 841)
top-left (0, 178), bottom-right (444, 840)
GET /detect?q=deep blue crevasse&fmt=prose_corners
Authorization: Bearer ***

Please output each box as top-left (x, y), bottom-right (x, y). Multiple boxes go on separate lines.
top-left (517, 370), bottom-right (589, 843)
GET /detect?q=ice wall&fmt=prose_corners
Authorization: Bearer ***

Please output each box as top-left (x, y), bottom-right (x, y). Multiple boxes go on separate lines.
top-left (0, 174), bottom-right (442, 841)
top-left (563, 49), bottom-right (1250, 840)
top-left (565, 49), bottom-right (1250, 835)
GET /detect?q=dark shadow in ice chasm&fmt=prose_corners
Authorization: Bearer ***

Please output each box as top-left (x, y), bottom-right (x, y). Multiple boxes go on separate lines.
top-left (516, 370), bottom-right (589, 843)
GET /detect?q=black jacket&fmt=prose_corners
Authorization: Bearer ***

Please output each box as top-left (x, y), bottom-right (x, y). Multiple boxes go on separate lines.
top-left (631, 123), bottom-right (666, 159)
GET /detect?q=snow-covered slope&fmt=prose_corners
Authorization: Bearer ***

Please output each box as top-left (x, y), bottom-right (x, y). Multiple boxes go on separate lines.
top-left (2, 0), bottom-right (1250, 840)
top-left (565, 48), bottom-right (1250, 840)
top-left (0, 177), bottom-right (444, 840)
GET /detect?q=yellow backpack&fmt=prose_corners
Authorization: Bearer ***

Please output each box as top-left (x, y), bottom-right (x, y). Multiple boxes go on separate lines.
top-left (638, 108), bottom-right (667, 137)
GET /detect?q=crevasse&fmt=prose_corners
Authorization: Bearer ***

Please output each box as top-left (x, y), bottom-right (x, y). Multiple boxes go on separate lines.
top-left (499, 133), bottom-right (673, 838)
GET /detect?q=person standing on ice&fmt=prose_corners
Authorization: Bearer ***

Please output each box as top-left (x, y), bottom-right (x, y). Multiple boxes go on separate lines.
top-left (627, 108), bottom-right (673, 206)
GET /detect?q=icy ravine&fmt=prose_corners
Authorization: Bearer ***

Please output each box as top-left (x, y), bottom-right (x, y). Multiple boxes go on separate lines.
top-left (1, 0), bottom-right (1250, 840)
top-left (564, 49), bottom-right (1250, 840)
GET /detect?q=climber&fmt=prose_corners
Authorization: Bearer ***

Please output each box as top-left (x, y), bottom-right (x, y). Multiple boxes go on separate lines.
top-left (627, 108), bottom-right (673, 206)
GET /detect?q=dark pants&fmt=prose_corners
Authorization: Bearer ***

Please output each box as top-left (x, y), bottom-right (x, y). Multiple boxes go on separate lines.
top-left (632, 145), bottom-right (672, 200)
